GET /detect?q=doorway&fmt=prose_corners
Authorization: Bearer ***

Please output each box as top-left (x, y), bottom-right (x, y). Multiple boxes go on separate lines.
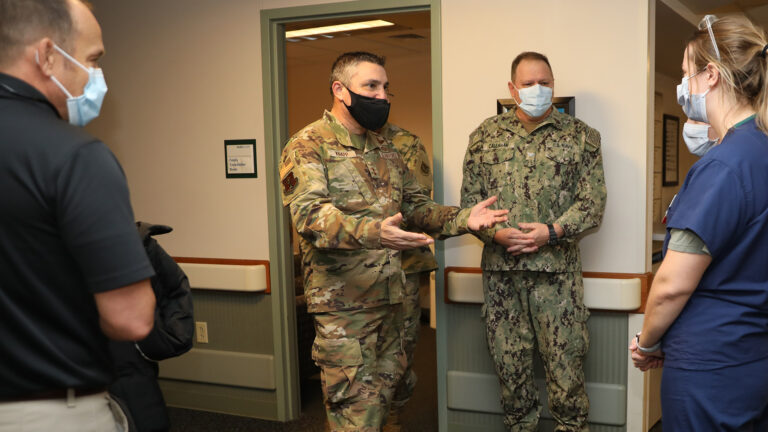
top-left (261, 0), bottom-right (442, 425)
top-left (284, 9), bottom-right (435, 425)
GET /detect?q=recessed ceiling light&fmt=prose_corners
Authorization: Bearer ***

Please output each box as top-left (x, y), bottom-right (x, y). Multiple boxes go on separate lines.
top-left (285, 20), bottom-right (394, 39)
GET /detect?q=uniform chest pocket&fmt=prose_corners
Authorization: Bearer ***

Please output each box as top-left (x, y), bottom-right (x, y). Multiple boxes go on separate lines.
top-left (479, 147), bottom-right (515, 191)
top-left (544, 143), bottom-right (581, 165)
top-left (543, 143), bottom-right (581, 189)
top-left (326, 157), bottom-right (377, 211)
top-left (380, 154), bottom-right (405, 207)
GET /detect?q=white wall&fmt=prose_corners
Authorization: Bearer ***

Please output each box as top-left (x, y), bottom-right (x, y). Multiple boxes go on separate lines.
top-left (87, 0), bottom-right (340, 259)
top-left (441, 0), bottom-right (652, 274)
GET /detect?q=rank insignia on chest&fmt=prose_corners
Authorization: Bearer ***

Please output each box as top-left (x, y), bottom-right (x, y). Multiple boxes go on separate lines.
top-left (420, 162), bottom-right (430, 175)
top-left (282, 171), bottom-right (298, 194)
top-left (525, 151), bottom-right (536, 167)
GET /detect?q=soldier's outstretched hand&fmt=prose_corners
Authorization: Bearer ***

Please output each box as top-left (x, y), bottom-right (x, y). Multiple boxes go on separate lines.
top-left (468, 196), bottom-right (509, 231)
top-left (381, 212), bottom-right (435, 250)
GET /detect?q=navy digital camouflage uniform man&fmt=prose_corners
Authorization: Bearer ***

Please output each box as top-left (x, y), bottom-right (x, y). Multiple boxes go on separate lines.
top-left (379, 123), bottom-right (436, 429)
top-left (280, 51), bottom-right (507, 432)
top-left (460, 52), bottom-right (606, 431)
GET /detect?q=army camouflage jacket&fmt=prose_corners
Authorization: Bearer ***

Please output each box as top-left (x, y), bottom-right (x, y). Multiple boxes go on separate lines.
top-left (379, 123), bottom-right (438, 275)
top-left (281, 111), bottom-right (470, 312)
top-left (461, 108), bottom-right (606, 272)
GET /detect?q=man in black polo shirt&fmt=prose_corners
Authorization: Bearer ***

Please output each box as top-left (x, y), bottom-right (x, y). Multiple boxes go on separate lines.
top-left (0, 0), bottom-right (156, 430)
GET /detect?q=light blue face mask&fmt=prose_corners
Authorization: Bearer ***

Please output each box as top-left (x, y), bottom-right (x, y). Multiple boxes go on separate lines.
top-left (677, 72), bottom-right (709, 123)
top-left (514, 84), bottom-right (552, 118)
top-left (39, 44), bottom-right (108, 126)
top-left (682, 122), bottom-right (717, 156)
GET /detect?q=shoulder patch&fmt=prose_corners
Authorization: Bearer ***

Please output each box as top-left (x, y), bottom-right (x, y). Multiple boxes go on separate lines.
top-left (280, 152), bottom-right (299, 196)
top-left (282, 171), bottom-right (298, 195)
top-left (585, 126), bottom-right (601, 151)
top-left (279, 158), bottom-right (294, 179)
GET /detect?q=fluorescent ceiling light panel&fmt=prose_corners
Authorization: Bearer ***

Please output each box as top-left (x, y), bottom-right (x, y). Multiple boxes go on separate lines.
top-left (286, 20), bottom-right (394, 38)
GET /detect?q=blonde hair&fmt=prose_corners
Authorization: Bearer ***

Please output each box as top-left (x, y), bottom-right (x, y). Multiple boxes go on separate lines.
top-left (687, 15), bottom-right (768, 133)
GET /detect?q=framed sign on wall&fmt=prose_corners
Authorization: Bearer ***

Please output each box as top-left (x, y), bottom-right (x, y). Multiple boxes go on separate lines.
top-left (225, 139), bottom-right (257, 179)
top-left (662, 114), bottom-right (679, 186)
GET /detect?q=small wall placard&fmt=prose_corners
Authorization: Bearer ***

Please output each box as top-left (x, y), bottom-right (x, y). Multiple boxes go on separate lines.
top-left (225, 139), bottom-right (257, 178)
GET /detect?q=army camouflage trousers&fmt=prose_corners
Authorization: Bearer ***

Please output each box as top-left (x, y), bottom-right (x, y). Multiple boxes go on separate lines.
top-left (312, 304), bottom-right (406, 432)
top-left (482, 271), bottom-right (590, 432)
top-left (390, 271), bottom-right (430, 409)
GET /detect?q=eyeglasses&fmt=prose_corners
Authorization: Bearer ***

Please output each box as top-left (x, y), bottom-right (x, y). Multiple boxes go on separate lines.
top-left (698, 14), bottom-right (721, 61)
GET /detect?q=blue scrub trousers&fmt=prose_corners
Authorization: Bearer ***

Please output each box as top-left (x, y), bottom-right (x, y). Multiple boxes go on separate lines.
top-left (661, 356), bottom-right (768, 432)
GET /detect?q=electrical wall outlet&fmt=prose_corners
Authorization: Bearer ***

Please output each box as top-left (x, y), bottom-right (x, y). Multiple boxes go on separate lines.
top-left (195, 321), bottom-right (209, 344)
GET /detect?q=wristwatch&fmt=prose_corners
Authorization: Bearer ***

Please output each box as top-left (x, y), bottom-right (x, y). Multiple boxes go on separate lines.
top-left (547, 223), bottom-right (558, 246)
top-left (635, 332), bottom-right (661, 353)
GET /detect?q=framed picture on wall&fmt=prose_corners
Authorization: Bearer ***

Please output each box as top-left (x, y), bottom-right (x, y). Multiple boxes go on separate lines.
top-left (497, 96), bottom-right (575, 116)
top-left (662, 114), bottom-right (679, 186)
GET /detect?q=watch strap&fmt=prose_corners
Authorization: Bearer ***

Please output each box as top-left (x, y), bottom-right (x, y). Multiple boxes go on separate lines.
top-left (635, 333), bottom-right (661, 353)
top-left (547, 223), bottom-right (558, 245)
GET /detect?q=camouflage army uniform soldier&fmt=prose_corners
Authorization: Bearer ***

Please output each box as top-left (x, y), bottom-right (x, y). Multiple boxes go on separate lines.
top-left (379, 123), bottom-right (437, 427)
top-left (460, 52), bottom-right (606, 432)
top-left (280, 51), bottom-right (508, 432)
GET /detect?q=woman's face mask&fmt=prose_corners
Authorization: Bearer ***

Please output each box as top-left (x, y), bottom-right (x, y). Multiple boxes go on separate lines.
top-left (40, 44), bottom-right (108, 127)
top-left (677, 71), bottom-right (709, 123)
top-left (682, 122), bottom-right (717, 156)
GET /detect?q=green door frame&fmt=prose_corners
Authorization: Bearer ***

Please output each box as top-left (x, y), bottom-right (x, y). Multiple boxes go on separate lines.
top-left (260, 0), bottom-right (444, 423)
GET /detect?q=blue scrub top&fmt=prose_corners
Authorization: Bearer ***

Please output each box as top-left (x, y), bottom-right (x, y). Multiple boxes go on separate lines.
top-left (662, 116), bottom-right (768, 370)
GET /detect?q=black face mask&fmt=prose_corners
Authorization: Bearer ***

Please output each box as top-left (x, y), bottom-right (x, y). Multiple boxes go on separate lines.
top-left (343, 86), bottom-right (390, 131)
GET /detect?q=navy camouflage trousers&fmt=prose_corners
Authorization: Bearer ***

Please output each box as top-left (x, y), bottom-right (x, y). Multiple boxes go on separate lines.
top-left (482, 270), bottom-right (590, 432)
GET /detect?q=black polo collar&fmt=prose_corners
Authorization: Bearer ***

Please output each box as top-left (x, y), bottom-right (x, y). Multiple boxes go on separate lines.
top-left (0, 72), bottom-right (60, 117)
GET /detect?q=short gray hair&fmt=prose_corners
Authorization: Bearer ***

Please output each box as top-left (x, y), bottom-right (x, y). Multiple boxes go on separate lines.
top-left (329, 51), bottom-right (386, 93)
top-left (0, 0), bottom-right (74, 67)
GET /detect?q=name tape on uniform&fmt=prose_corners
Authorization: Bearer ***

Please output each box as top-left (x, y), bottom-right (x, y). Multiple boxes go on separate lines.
top-left (328, 149), bottom-right (357, 158)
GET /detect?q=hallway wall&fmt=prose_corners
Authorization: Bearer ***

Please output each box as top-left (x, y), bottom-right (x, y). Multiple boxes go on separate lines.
top-left (440, 0), bottom-right (652, 274)
top-left (86, 0), bottom-right (339, 260)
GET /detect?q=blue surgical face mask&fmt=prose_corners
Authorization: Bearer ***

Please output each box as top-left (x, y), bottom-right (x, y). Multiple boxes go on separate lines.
top-left (38, 44), bottom-right (108, 126)
top-left (682, 122), bottom-right (717, 156)
top-left (514, 84), bottom-right (552, 118)
top-left (677, 72), bottom-right (709, 123)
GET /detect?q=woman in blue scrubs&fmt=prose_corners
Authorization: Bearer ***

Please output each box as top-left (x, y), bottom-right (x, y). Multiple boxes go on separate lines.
top-left (630, 14), bottom-right (768, 431)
